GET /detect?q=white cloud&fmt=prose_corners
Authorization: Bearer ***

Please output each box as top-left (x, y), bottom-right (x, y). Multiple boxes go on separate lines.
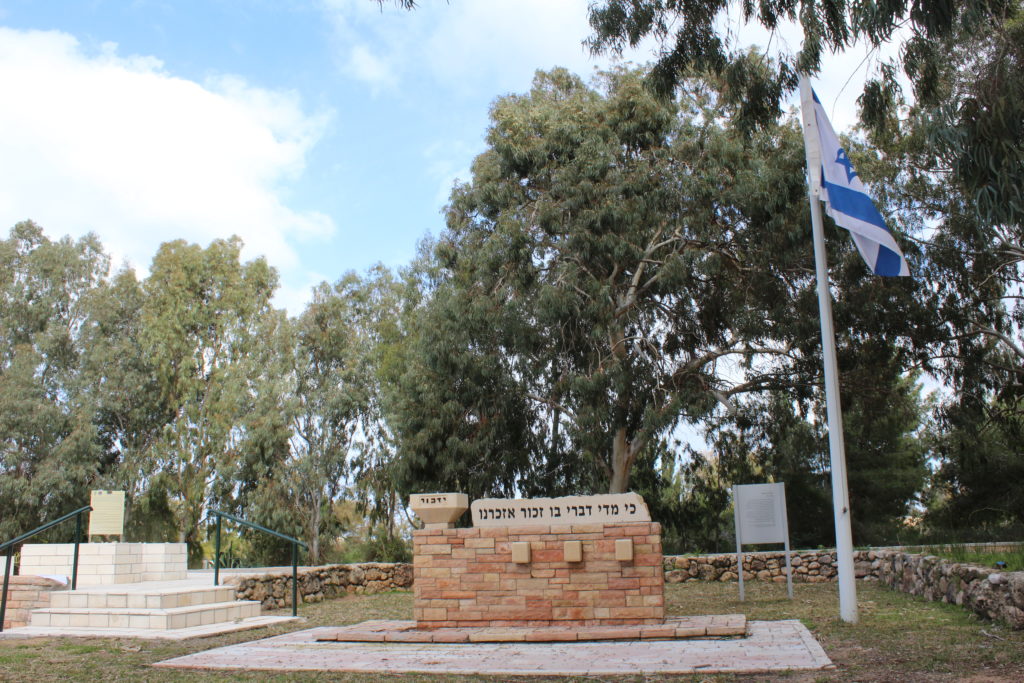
top-left (321, 0), bottom-right (651, 98)
top-left (347, 43), bottom-right (398, 91)
top-left (0, 27), bottom-right (334, 311)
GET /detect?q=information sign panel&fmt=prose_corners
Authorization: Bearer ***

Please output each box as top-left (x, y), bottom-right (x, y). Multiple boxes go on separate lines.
top-left (735, 483), bottom-right (786, 545)
top-left (733, 482), bottom-right (792, 600)
top-left (89, 490), bottom-right (126, 537)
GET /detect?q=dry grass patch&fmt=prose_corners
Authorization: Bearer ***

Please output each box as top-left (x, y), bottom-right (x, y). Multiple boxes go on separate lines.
top-left (0, 581), bottom-right (1022, 681)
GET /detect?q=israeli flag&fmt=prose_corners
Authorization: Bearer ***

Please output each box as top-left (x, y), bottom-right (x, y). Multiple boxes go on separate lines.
top-left (809, 89), bottom-right (910, 276)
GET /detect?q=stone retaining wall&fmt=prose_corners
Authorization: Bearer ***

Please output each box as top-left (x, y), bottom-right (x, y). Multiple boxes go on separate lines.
top-left (1, 575), bottom-right (64, 629)
top-left (664, 548), bottom-right (1024, 629)
top-left (870, 550), bottom-right (1024, 629)
top-left (663, 551), bottom-right (838, 583)
top-left (225, 562), bottom-right (412, 610)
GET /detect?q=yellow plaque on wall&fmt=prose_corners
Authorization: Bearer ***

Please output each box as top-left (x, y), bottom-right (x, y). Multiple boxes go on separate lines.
top-left (89, 490), bottom-right (126, 537)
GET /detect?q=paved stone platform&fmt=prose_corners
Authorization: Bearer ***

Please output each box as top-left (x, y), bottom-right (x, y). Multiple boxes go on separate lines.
top-left (155, 621), bottom-right (834, 675)
top-left (316, 615), bottom-right (746, 643)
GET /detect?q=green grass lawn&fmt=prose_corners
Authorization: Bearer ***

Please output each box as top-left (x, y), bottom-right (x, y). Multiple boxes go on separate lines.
top-left (1, 581), bottom-right (1022, 682)
top-left (922, 544), bottom-right (1024, 572)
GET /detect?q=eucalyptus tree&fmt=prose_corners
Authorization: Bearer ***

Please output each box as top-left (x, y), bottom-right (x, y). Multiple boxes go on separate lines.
top-left (78, 267), bottom-right (177, 540)
top-left (278, 273), bottom-right (377, 563)
top-left (140, 237), bottom-right (278, 559)
top-left (587, 1), bottom-right (1022, 231)
top-left (0, 222), bottom-right (109, 537)
top-left (402, 66), bottom-right (854, 495)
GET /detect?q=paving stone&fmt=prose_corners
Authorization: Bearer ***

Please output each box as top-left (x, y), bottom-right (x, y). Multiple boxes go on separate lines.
top-left (154, 620), bottom-right (833, 675)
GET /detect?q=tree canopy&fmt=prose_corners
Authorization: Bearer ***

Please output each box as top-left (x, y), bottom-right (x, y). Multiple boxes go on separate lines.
top-left (587, 1), bottom-right (1024, 229)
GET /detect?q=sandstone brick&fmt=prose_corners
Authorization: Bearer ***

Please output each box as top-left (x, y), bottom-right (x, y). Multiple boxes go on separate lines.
top-left (421, 608), bottom-right (447, 620)
top-left (418, 543), bottom-right (452, 554)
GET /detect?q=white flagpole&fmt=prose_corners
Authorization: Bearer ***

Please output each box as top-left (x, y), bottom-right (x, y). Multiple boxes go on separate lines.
top-left (799, 74), bottom-right (859, 623)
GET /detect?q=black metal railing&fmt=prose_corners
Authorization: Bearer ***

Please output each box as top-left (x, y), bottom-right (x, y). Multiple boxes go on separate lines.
top-left (208, 510), bottom-right (307, 618)
top-left (0, 505), bottom-right (92, 633)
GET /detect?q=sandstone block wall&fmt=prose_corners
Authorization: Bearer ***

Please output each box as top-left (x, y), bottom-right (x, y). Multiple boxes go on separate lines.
top-left (1, 575), bottom-right (63, 629)
top-left (413, 522), bottom-right (664, 628)
top-left (226, 562), bottom-right (412, 609)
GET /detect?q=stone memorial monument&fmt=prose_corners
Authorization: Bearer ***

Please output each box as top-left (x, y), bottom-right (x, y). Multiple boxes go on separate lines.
top-left (19, 490), bottom-right (186, 585)
top-left (411, 492), bottom-right (664, 628)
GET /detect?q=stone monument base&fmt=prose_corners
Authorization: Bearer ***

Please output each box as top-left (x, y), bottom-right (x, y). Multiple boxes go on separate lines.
top-left (19, 542), bottom-right (187, 585)
top-left (414, 522), bottom-right (663, 628)
top-left (317, 614), bottom-right (746, 643)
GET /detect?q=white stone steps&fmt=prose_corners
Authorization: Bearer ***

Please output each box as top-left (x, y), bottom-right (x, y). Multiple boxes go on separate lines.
top-left (31, 599), bottom-right (261, 630)
top-left (49, 586), bottom-right (236, 610)
top-left (6, 615), bottom-right (299, 640)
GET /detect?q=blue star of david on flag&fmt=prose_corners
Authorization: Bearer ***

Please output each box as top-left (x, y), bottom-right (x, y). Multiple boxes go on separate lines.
top-left (835, 149), bottom-right (858, 182)
top-left (810, 89), bottom-right (910, 276)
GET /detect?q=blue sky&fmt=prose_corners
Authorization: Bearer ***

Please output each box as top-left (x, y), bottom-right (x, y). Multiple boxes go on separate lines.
top-left (0, 1), bottom-right (898, 312)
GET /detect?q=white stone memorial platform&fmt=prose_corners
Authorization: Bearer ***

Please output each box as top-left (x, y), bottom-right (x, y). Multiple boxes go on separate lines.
top-left (4, 543), bottom-right (298, 639)
top-left (19, 542), bottom-right (186, 585)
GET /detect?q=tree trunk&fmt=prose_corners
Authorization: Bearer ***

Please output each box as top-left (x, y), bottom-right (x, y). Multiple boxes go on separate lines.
top-left (309, 503), bottom-right (321, 565)
top-left (609, 427), bottom-right (631, 493)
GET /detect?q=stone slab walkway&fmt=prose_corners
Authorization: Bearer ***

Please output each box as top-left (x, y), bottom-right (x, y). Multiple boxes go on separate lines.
top-left (155, 621), bottom-right (833, 676)
top-left (316, 615), bottom-right (746, 643)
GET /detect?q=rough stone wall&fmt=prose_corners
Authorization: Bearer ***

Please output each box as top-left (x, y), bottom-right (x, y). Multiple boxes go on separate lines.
top-left (2, 575), bottom-right (63, 629)
top-left (663, 551), bottom-right (838, 583)
top-left (413, 522), bottom-right (664, 628)
top-left (869, 550), bottom-right (1024, 629)
top-left (226, 562), bottom-right (412, 610)
top-left (664, 548), bottom-right (1024, 630)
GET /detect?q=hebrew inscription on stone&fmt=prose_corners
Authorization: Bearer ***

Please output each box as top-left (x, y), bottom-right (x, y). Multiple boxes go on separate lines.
top-left (470, 493), bottom-right (650, 527)
top-left (409, 492), bottom-right (469, 528)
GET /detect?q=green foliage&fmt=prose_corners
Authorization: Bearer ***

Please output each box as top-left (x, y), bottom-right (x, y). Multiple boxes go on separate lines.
top-left (587, 1), bottom-right (1024, 229)
top-left (337, 523), bottom-right (412, 564)
top-left (390, 64), bottom-right (933, 531)
top-left (139, 237), bottom-right (278, 561)
top-left (0, 222), bottom-right (109, 539)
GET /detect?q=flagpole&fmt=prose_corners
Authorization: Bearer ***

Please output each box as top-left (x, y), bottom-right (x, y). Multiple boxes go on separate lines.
top-left (799, 74), bottom-right (858, 624)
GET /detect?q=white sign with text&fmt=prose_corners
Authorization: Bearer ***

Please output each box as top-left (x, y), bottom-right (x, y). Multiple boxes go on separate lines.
top-left (735, 483), bottom-right (787, 545)
top-left (733, 482), bottom-right (793, 600)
